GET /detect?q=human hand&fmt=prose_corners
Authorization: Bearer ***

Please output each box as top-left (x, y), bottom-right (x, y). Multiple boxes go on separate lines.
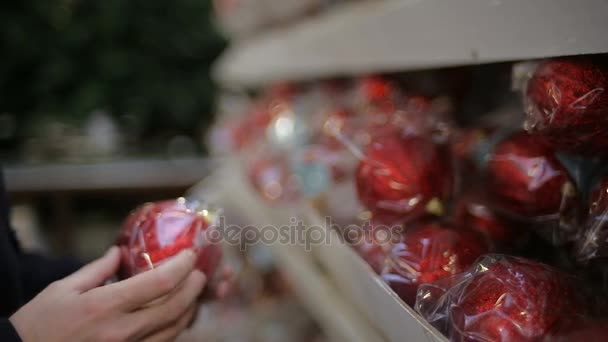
top-left (10, 247), bottom-right (206, 342)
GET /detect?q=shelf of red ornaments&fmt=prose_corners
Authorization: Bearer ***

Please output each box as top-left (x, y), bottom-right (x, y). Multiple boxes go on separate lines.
top-left (189, 157), bottom-right (387, 342)
top-left (213, 0), bottom-right (608, 87)
top-left (206, 56), bottom-right (608, 341)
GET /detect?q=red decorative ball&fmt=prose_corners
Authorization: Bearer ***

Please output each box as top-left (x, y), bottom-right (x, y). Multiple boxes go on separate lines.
top-left (524, 57), bottom-right (608, 153)
top-left (452, 191), bottom-right (521, 250)
top-left (450, 257), bottom-right (582, 342)
top-left (356, 133), bottom-right (453, 224)
top-left (383, 221), bottom-right (488, 306)
top-left (116, 198), bottom-right (222, 279)
top-left (487, 131), bottom-right (577, 219)
top-left (576, 176), bottom-right (608, 262)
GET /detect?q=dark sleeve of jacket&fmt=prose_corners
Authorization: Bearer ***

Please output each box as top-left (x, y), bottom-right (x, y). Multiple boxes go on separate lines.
top-left (0, 170), bottom-right (83, 341)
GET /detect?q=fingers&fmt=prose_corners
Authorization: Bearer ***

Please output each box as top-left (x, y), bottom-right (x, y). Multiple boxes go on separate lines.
top-left (141, 305), bottom-right (197, 342)
top-left (216, 267), bottom-right (235, 299)
top-left (128, 270), bottom-right (206, 338)
top-left (104, 250), bottom-right (197, 309)
top-left (201, 266), bottom-right (235, 301)
top-left (64, 246), bottom-right (121, 292)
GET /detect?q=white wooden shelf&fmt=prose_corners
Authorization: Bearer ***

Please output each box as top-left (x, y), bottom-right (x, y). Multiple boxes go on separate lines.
top-left (4, 158), bottom-right (213, 193)
top-left (214, 0), bottom-right (608, 86)
top-left (192, 158), bottom-right (446, 342)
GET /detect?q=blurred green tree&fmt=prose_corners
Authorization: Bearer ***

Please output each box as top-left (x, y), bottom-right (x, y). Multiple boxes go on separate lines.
top-left (0, 0), bottom-right (226, 145)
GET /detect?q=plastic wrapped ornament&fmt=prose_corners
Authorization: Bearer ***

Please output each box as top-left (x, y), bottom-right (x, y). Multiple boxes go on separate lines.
top-left (382, 221), bottom-right (488, 306)
top-left (416, 255), bottom-right (583, 342)
top-left (116, 198), bottom-right (222, 279)
top-left (486, 132), bottom-right (579, 238)
top-left (356, 133), bottom-right (453, 224)
top-left (523, 57), bottom-right (608, 154)
top-left (576, 176), bottom-right (608, 263)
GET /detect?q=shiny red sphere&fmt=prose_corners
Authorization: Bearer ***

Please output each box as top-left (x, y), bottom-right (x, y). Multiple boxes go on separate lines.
top-left (486, 131), bottom-right (577, 219)
top-left (450, 257), bottom-right (582, 342)
top-left (524, 57), bottom-right (608, 153)
top-left (356, 133), bottom-right (453, 224)
top-left (383, 221), bottom-right (488, 306)
top-left (117, 199), bottom-right (222, 279)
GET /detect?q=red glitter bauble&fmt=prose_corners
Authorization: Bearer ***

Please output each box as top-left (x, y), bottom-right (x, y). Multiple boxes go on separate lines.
top-left (450, 257), bottom-right (582, 342)
top-left (452, 192), bottom-right (521, 250)
top-left (356, 133), bottom-right (453, 224)
top-left (116, 199), bottom-right (222, 279)
top-left (383, 221), bottom-right (488, 306)
top-left (524, 57), bottom-right (608, 153)
top-left (486, 131), bottom-right (577, 219)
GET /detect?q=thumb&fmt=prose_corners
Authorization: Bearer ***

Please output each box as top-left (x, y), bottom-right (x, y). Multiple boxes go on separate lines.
top-left (64, 246), bottom-right (121, 292)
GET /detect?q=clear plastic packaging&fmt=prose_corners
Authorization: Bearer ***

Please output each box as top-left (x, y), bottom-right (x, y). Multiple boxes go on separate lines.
top-left (518, 57), bottom-right (608, 155)
top-left (116, 198), bottom-right (222, 279)
top-left (415, 254), bottom-right (584, 342)
top-left (355, 133), bottom-right (454, 224)
top-left (576, 176), bottom-right (608, 263)
top-left (484, 131), bottom-right (580, 245)
top-left (381, 220), bottom-right (488, 306)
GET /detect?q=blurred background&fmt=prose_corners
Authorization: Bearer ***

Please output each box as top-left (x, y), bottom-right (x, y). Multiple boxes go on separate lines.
top-left (2, 0), bottom-right (226, 256)
top-left (1, 2), bottom-right (327, 341)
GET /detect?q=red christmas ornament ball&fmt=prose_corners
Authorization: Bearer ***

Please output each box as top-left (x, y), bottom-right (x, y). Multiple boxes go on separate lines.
top-left (356, 133), bottom-right (453, 224)
top-left (383, 221), bottom-right (488, 305)
top-left (450, 257), bottom-right (582, 342)
top-left (116, 199), bottom-right (222, 279)
top-left (487, 131), bottom-right (577, 219)
top-left (524, 57), bottom-right (608, 153)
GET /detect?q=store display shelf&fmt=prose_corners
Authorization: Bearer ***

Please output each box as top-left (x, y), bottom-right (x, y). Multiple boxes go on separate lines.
top-left (191, 158), bottom-right (385, 342)
top-left (4, 158), bottom-right (213, 193)
top-left (302, 206), bottom-right (448, 342)
top-left (195, 158), bottom-right (447, 342)
top-left (214, 0), bottom-right (608, 86)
